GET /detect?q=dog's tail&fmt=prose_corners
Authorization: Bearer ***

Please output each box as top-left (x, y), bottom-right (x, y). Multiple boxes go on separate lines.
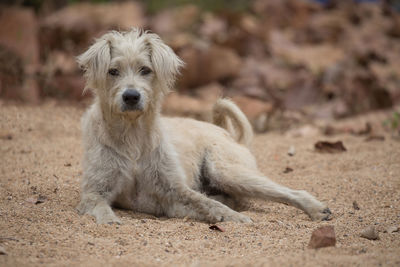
top-left (212, 98), bottom-right (253, 148)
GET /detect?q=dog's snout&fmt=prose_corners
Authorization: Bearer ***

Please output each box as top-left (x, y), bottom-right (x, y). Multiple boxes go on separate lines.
top-left (122, 89), bottom-right (141, 106)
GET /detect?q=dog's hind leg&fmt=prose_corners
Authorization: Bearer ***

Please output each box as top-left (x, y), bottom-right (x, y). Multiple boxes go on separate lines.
top-left (203, 156), bottom-right (331, 221)
top-left (147, 144), bottom-right (252, 223)
top-left (163, 187), bottom-right (252, 223)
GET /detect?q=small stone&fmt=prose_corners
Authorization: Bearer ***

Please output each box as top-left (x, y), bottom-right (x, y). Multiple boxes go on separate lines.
top-left (0, 246), bottom-right (6, 255)
top-left (209, 225), bottom-right (225, 232)
top-left (360, 226), bottom-right (379, 240)
top-left (386, 226), bottom-right (399, 233)
top-left (288, 146), bottom-right (296, 156)
top-left (26, 195), bottom-right (47, 204)
top-left (36, 195), bottom-right (47, 204)
top-left (25, 197), bottom-right (37, 204)
top-left (0, 133), bottom-right (13, 140)
top-left (308, 225), bottom-right (336, 249)
top-left (283, 167), bottom-right (294, 174)
top-left (353, 201), bottom-right (360, 210)
top-left (315, 141), bottom-right (346, 153)
top-left (364, 135), bottom-right (385, 142)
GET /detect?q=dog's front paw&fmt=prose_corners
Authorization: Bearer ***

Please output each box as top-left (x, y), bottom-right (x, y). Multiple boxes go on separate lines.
top-left (220, 211), bottom-right (252, 223)
top-left (294, 190), bottom-right (332, 221)
top-left (76, 201), bottom-right (89, 215)
top-left (96, 213), bottom-right (122, 225)
top-left (309, 207), bottom-right (332, 221)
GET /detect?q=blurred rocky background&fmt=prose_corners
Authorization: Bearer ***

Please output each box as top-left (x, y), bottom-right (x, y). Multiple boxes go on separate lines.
top-left (1, 0), bottom-right (399, 133)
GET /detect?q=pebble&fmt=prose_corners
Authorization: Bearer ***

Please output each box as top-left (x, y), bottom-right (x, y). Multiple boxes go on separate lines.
top-left (386, 226), bottom-right (399, 233)
top-left (288, 146), bottom-right (296, 156)
top-left (352, 201), bottom-right (360, 210)
top-left (359, 248), bottom-right (367, 254)
top-left (0, 246), bottom-right (6, 255)
top-left (283, 167), bottom-right (293, 174)
top-left (360, 226), bottom-right (379, 240)
top-left (308, 225), bottom-right (336, 249)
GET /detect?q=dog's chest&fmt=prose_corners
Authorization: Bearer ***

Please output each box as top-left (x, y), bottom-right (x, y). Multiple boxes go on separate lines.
top-left (133, 172), bottom-right (164, 215)
top-left (114, 156), bottom-right (165, 216)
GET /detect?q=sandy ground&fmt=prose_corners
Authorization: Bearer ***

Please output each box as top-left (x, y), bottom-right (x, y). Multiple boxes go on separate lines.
top-left (0, 102), bottom-right (399, 267)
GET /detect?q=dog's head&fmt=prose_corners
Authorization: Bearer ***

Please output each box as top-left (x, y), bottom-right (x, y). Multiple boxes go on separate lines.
top-left (77, 29), bottom-right (183, 116)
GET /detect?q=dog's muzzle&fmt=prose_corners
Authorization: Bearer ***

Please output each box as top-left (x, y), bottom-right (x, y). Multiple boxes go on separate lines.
top-left (122, 89), bottom-right (142, 111)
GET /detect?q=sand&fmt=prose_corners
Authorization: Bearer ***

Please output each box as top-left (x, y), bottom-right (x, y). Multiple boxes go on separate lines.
top-left (0, 102), bottom-right (399, 266)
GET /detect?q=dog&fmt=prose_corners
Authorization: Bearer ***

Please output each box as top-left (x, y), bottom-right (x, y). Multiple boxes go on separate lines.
top-left (76, 28), bottom-right (331, 224)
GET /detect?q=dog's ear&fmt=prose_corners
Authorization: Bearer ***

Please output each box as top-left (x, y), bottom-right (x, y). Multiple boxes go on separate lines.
top-left (145, 33), bottom-right (184, 93)
top-left (77, 34), bottom-right (113, 91)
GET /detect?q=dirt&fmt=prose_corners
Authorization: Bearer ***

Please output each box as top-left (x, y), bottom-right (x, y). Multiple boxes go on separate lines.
top-left (0, 102), bottom-right (399, 266)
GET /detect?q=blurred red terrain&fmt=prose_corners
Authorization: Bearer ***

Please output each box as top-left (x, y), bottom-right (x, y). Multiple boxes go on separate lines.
top-left (0, 0), bottom-right (399, 131)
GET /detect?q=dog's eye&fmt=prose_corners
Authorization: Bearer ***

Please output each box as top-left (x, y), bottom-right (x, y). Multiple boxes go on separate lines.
top-left (108, 68), bottom-right (119, 76)
top-left (139, 66), bottom-right (152, 76)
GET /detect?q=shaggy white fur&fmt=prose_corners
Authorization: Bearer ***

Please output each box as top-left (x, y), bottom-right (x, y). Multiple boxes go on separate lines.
top-left (76, 28), bottom-right (331, 224)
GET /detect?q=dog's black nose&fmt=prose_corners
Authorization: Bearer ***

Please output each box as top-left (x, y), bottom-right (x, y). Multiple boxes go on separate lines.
top-left (122, 89), bottom-right (141, 106)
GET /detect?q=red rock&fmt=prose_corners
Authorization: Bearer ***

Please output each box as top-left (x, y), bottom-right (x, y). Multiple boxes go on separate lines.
top-left (0, 8), bottom-right (39, 70)
top-left (194, 83), bottom-right (224, 103)
top-left (201, 45), bottom-right (241, 82)
top-left (300, 12), bottom-right (346, 43)
top-left (38, 2), bottom-right (144, 101)
top-left (209, 225), bottom-right (225, 232)
top-left (270, 32), bottom-right (345, 74)
top-left (163, 83), bottom-right (224, 120)
top-left (0, 7), bottom-right (40, 102)
top-left (0, 46), bottom-right (24, 100)
top-left (44, 52), bottom-right (78, 75)
top-left (162, 92), bottom-right (211, 121)
top-left (314, 141), bottom-right (347, 153)
top-left (178, 45), bottom-right (241, 89)
top-left (150, 5), bottom-right (199, 37)
top-left (199, 13), bottom-right (227, 40)
top-left (231, 95), bottom-right (273, 132)
top-left (308, 225), bottom-right (336, 249)
top-left (231, 57), bottom-right (294, 100)
top-left (39, 2), bottom-right (145, 54)
top-left (231, 95), bottom-right (273, 123)
top-left (41, 74), bottom-right (86, 100)
top-left (252, 0), bottom-right (319, 29)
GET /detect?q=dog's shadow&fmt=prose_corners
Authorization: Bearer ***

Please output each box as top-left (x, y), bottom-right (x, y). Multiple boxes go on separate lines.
top-left (114, 209), bottom-right (168, 222)
top-left (114, 200), bottom-right (272, 223)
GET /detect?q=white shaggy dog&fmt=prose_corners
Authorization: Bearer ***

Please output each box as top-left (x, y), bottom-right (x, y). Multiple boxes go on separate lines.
top-left (76, 28), bottom-right (331, 224)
